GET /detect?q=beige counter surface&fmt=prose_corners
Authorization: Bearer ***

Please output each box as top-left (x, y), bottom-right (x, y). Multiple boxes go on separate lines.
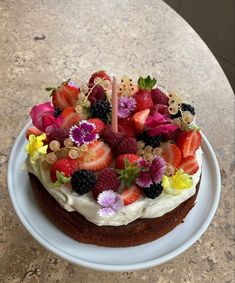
top-left (0, 0), bottom-right (234, 282)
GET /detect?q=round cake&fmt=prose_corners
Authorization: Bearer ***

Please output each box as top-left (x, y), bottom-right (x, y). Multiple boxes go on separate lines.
top-left (25, 71), bottom-right (203, 247)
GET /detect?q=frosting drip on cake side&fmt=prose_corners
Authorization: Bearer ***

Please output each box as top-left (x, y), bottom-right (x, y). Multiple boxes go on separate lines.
top-left (27, 148), bottom-right (203, 226)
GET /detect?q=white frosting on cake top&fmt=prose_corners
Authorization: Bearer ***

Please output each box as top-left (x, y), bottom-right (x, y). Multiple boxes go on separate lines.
top-left (27, 148), bottom-right (202, 226)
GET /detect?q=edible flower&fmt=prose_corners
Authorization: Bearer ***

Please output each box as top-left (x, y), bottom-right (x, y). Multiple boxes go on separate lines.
top-left (30, 102), bottom-right (63, 132)
top-left (136, 156), bottom-right (166, 188)
top-left (146, 112), bottom-right (177, 137)
top-left (97, 190), bottom-right (123, 217)
top-left (26, 133), bottom-right (48, 163)
top-left (69, 120), bottom-right (98, 146)
top-left (162, 169), bottom-right (193, 195)
top-left (118, 96), bottom-right (136, 118)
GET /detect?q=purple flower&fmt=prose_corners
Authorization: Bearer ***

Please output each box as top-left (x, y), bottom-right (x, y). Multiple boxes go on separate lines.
top-left (118, 96), bottom-right (136, 118)
top-left (136, 156), bottom-right (166, 188)
top-left (97, 190), bottom-right (123, 217)
top-left (69, 120), bottom-right (98, 146)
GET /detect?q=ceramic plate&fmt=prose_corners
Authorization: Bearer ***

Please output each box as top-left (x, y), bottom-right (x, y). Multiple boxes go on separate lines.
top-left (7, 122), bottom-right (221, 271)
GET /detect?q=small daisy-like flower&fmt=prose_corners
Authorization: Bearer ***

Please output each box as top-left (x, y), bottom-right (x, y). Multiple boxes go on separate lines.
top-left (69, 120), bottom-right (98, 146)
top-left (97, 190), bottom-right (123, 217)
top-left (118, 96), bottom-right (136, 118)
top-left (136, 156), bottom-right (166, 188)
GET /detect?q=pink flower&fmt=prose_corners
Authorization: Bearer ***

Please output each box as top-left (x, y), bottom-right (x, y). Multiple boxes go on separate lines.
top-left (136, 156), bottom-right (166, 188)
top-left (30, 102), bottom-right (63, 132)
top-left (145, 112), bottom-right (177, 137)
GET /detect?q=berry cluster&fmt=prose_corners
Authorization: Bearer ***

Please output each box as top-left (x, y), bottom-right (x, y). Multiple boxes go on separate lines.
top-left (26, 71), bottom-right (202, 218)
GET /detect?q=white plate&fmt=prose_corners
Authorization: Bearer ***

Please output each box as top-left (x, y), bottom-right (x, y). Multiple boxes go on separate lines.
top-left (7, 122), bottom-right (221, 271)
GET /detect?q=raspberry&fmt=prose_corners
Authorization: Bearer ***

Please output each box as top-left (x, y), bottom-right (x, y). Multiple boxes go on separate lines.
top-left (100, 125), bottom-right (125, 148)
top-left (118, 118), bottom-right (136, 137)
top-left (115, 137), bottom-right (137, 155)
top-left (151, 88), bottom-right (169, 105)
top-left (88, 85), bottom-right (105, 105)
top-left (93, 168), bottom-right (121, 200)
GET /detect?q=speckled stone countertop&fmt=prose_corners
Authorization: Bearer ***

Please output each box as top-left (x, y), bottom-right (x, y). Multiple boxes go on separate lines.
top-left (0, 0), bottom-right (234, 282)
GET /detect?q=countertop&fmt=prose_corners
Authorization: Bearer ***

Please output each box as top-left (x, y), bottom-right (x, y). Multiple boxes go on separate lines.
top-left (0, 0), bottom-right (234, 282)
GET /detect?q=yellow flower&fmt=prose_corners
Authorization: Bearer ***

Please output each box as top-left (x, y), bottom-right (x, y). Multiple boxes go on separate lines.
top-left (162, 169), bottom-right (193, 195)
top-left (26, 133), bottom-right (48, 163)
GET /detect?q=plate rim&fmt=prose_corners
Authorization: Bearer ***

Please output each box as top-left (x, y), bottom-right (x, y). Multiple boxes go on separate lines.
top-left (7, 121), bottom-right (221, 271)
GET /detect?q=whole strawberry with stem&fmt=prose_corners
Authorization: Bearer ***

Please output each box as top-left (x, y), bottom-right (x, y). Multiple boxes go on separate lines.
top-left (46, 80), bottom-right (80, 111)
top-left (134, 76), bottom-right (156, 111)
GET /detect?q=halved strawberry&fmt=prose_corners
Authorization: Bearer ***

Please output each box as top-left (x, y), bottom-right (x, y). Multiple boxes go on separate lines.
top-left (121, 184), bottom-right (141, 206)
top-left (78, 141), bottom-right (112, 171)
top-left (133, 109), bottom-right (150, 134)
top-left (178, 156), bottom-right (199, 175)
top-left (49, 81), bottom-right (79, 110)
top-left (88, 70), bottom-right (111, 85)
top-left (26, 127), bottom-right (43, 140)
top-left (115, 153), bottom-right (140, 169)
top-left (161, 142), bottom-right (182, 167)
top-left (177, 130), bottom-right (202, 158)
top-left (88, 118), bottom-right (105, 134)
top-left (50, 157), bottom-right (78, 182)
top-left (61, 107), bottom-right (81, 129)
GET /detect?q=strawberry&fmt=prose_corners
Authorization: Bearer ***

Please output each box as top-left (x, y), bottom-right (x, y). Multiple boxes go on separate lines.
top-left (118, 117), bottom-right (136, 137)
top-left (133, 109), bottom-right (150, 134)
top-left (78, 141), bottom-right (112, 171)
top-left (178, 156), bottom-right (199, 175)
top-left (50, 157), bottom-right (78, 182)
top-left (61, 107), bottom-right (81, 129)
top-left (151, 88), bottom-right (169, 105)
top-left (88, 70), bottom-right (111, 85)
top-left (134, 76), bottom-right (156, 111)
top-left (121, 184), bottom-right (141, 206)
top-left (115, 154), bottom-right (140, 169)
top-left (26, 127), bottom-right (43, 140)
top-left (177, 130), bottom-right (202, 158)
top-left (88, 118), bottom-right (105, 134)
top-left (47, 80), bottom-right (79, 111)
top-left (161, 142), bottom-right (182, 167)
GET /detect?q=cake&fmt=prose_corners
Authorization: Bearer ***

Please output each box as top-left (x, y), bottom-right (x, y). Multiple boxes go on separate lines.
top-left (25, 71), bottom-right (202, 247)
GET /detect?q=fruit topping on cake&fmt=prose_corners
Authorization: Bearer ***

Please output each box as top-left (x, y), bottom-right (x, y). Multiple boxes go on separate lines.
top-left (26, 71), bottom-right (202, 219)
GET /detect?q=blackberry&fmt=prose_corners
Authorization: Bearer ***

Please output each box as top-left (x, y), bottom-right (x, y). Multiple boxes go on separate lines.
top-left (54, 107), bottom-right (62, 117)
top-left (91, 100), bottom-right (111, 123)
top-left (138, 131), bottom-right (161, 148)
top-left (171, 103), bottom-right (195, 119)
top-left (143, 183), bottom-right (163, 199)
top-left (181, 103), bottom-right (195, 115)
top-left (71, 170), bottom-right (96, 195)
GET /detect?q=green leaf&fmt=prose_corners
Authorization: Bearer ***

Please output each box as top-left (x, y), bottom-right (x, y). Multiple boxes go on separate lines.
top-left (45, 87), bottom-right (56, 92)
top-left (137, 75), bottom-right (157, 90)
top-left (115, 159), bottom-right (141, 188)
top-left (52, 171), bottom-right (71, 187)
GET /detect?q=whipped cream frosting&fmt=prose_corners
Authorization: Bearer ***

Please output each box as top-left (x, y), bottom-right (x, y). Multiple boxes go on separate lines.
top-left (27, 148), bottom-right (202, 226)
